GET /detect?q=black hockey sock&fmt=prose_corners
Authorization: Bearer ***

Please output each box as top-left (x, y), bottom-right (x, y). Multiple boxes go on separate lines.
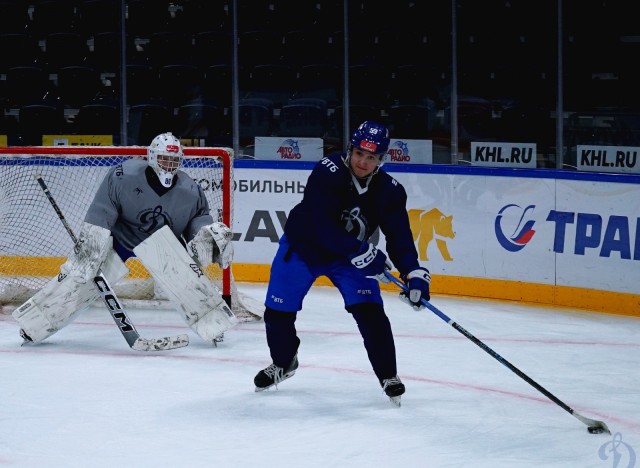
top-left (347, 303), bottom-right (398, 381)
top-left (264, 307), bottom-right (300, 368)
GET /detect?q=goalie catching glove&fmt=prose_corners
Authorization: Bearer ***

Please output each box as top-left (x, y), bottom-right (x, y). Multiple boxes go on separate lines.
top-left (60, 222), bottom-right (112, 284)
top-left (349, 242), bottom-right (392, 284)
top-left (188, 222), bottom-right (234, 269)
top-left (400, 267), bottom-right (431, 310)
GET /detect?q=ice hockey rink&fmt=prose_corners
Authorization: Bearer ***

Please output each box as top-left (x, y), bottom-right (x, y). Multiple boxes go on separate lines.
top-left (1, 282), bottom-right (638, 468)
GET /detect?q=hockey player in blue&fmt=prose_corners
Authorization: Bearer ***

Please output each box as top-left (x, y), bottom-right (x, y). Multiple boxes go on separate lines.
top-left (254, 121), bottom-right (431, 405)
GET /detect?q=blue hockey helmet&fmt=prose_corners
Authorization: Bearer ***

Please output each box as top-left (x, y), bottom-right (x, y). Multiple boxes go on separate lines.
top-left (350, 120), bottom-right (390, 156)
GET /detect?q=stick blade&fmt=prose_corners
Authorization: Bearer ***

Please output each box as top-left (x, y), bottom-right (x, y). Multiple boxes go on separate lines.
top-left (574, 412), bottom-right (611, 435)
top-left (131, 334), bottom-right (189, 351)
top-left (587, 420), bottom-right (611, 435)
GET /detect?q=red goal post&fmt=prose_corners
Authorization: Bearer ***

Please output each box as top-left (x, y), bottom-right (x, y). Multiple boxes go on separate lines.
top-left (0, 146), bottom-right (260, 320)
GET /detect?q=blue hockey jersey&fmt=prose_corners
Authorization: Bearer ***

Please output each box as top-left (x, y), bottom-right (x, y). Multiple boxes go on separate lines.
top-left (284, 152), bottom-right (421, 276)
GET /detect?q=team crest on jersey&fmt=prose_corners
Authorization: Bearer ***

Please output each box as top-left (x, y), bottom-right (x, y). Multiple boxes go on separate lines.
top-left (341, 206), bottom-right (369, 241)
top-left (138, 205), bottom-right (173, 234)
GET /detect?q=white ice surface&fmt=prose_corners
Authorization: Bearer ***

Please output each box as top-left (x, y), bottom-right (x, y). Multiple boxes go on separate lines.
top-left (1, 283), bottom-right (638, 468)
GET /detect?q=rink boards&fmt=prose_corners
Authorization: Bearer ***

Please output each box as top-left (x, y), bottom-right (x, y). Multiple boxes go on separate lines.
top-left (231, 162), bottom-right (640, 317)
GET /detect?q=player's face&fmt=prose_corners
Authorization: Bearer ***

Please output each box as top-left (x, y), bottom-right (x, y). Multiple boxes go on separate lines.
top-left (350, 148), bottom-right (382, 178)
top-left (157, 154), bottom-right (181, 173)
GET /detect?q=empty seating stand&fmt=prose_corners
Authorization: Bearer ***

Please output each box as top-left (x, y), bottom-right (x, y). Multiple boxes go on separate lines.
top-left (278, 98), bottom-right (328, 138)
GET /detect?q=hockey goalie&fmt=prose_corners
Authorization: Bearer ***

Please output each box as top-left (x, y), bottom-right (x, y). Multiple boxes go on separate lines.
top-left (12, 132), bottom-right (239, 346)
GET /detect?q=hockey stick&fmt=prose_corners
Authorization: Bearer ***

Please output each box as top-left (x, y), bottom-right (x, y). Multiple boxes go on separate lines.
top-left (384, 270), bottom-right (611, 435)
top-left (34, 174), bottom-right (189, 351)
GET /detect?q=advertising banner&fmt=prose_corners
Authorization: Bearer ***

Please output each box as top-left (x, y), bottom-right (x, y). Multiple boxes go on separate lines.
top-left (234, 168), bottom-right (304, 263)
top-left (554, 179), bottom-right (639, 291)
top-left (254, 137), bottom-right (324, 161)
top-left (576, 145), bottom-right (640, 174)
top-left (470, 142), bottom-right (537, 168)
top-left (233, 164), bottom-right (639, 296)
top-left (43, 135), bottom-right (113, 146)
top-left (385, 139), bottom-right (433, 165)
top-left (393, 172), bottom-right (557, 283)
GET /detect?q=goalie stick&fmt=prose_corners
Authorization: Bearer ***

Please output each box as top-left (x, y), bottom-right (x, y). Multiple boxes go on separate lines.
top-left (384, 270), bottom-right (611, 435)
top-left (34, 174), bottom-right (189, 351)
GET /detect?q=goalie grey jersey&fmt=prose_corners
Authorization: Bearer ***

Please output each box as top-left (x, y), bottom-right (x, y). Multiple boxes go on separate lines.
top-left (84, 158), bottom-right (213, 254)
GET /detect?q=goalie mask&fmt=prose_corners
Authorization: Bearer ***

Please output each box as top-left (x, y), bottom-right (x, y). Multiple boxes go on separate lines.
top-left (147, 132), bottom-right (184, 187)
top-left (345, 120), bottom-right (390, 176)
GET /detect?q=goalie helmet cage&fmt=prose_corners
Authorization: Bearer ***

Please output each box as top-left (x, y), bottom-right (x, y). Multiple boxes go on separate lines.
top-left (0, 146), bottom-right (260, 321)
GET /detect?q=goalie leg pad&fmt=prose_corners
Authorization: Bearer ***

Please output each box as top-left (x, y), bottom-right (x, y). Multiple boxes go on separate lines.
top-left (133, 226), bottom-right (238, 342)
top-left (13, 276), bottom-right (98, 343)
top-left (11, 249), bottom-right (129, 343)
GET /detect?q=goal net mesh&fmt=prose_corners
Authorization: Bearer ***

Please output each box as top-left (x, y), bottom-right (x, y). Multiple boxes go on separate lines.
top-left (0, 146), bottom-right (261, 321)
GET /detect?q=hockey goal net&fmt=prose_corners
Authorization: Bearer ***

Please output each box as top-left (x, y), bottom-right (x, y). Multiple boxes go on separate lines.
top-left (0, 146), bottom-right (261, 320)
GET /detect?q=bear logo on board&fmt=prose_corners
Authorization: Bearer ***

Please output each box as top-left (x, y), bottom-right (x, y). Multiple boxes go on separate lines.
top-left (408, 208), bottom-right (455, 261)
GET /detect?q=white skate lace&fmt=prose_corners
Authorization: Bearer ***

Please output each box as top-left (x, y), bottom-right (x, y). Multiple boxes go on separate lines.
top-left (382, 376), bottom-right (402, 391)
top-left (263, 364), bottom-right (284, 385)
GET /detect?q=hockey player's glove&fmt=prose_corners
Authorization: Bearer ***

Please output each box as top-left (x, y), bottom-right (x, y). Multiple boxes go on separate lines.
top-left (349, 243), bottom-right (391, 283)
top-left (400, 267), bottom-right (431, 310)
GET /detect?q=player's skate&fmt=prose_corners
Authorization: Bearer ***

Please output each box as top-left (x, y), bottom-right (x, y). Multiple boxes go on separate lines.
top-left (254, 355), bottom-right (298, 391)
top-left (381, 375), bottom-right (405, 407)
